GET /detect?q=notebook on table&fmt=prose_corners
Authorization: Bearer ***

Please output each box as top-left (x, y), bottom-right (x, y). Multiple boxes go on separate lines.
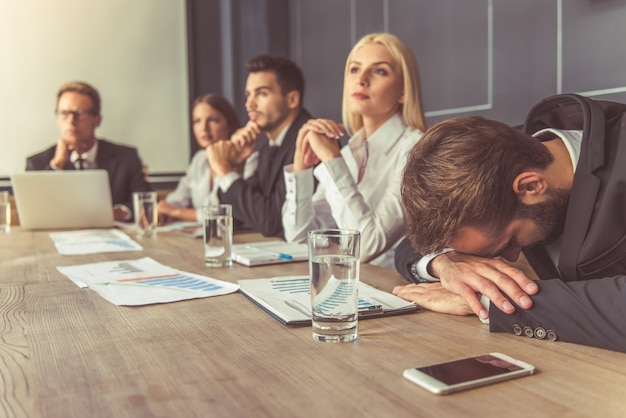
top-left (11, 170), bottom-right (114, 230)
top-left (232, 240), bottom-right (309, 266)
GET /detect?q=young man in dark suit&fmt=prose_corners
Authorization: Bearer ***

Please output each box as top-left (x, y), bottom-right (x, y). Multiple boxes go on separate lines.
top-left (25, 81), bottom-right (152, 221)
top-left (206, 55), bottom-right (311, 237)
top-left (392, 97), bottom-right (626, 353)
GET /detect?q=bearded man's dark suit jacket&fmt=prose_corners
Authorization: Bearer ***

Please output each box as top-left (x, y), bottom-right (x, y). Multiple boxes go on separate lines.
top-left (25, 139), bottom-right (152, 213)
top-left (394, 94), bottom-right (626, 353)
top-left (218, 108), bottom-right (311, 238)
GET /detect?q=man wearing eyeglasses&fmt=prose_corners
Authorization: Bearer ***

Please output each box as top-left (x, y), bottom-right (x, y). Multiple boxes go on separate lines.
top-left (25, 81), bottom-right (152, 221)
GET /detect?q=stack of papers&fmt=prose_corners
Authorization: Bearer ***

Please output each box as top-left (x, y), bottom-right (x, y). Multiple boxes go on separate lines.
top-left (238, 276), bottom-right (420, 326)
top-left (58, 257), bottom-right (239, 306)
top-left (232, 240), bottom-right (308, 266)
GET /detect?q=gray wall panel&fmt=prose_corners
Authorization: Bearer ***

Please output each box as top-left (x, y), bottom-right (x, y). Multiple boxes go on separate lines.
top-left (489, 0), bottom-right (558, 124)
top-left (285, 0), bottom-right (626, 127)
top-left (291, 0), bottom-right (352, 120)
top-left (355, 0), bottom-right (386, 40)
top-left (562, 0), bottom-right (626, 94)
top-left (390, 0), bottom-right (490, 115)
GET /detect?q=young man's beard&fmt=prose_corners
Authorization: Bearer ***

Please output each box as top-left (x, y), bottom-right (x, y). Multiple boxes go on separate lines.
top-left (516, 188), bottom-right (570, 245)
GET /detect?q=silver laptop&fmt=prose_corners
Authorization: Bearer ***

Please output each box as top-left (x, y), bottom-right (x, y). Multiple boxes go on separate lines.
top-left (11, 170), bottom-right (114, 230)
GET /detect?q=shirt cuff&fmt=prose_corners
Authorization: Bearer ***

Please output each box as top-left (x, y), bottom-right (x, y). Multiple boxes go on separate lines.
top-left (218, 172), bottom-right (242, 192)
top-left (284, 164), bottom-right (315, 201)
top-left (414, 248), bottom-right (454, 281)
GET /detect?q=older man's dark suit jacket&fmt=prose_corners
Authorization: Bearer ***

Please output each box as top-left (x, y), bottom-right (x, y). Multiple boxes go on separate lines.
top-left (218, 108), bottom-right (311, 238)
top-left (395, 94), bottom-right (626, 353)
top-left (25, 139), bottom-right (152, 211)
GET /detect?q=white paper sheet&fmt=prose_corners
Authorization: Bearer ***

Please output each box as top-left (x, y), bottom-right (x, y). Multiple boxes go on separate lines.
top-left (238, 276), bottom-right (419, 325)
top-left (58, 257), bottom-right (239, 306)
top-left (49, 229), bottom-right (143, 255)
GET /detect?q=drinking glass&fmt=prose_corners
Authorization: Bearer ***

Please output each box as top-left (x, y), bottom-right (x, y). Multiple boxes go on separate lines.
top-left (202, 204), bottom-right (233, 267)
top-left (308, 229), bottom-right (360, 342)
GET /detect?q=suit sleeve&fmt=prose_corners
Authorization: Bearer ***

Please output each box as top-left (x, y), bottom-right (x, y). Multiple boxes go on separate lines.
top-left (25, 149), bottom-right (56, 171)
top-left (219, 171), bottom-right (286, 238)
top-left (489, 277), bottom-right (626, 353)
top-left (394, 237), bottom-right (423, 283)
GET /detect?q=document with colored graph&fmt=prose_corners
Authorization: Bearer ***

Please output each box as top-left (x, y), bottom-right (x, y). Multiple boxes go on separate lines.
top-left (57, 257), bottom-right (239, 306)
top-left (238, 276), bottom-right (420, 326)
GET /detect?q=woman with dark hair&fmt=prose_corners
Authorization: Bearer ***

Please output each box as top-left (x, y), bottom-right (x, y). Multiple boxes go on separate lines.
top-left (158, 94), bottom-right (258, 222)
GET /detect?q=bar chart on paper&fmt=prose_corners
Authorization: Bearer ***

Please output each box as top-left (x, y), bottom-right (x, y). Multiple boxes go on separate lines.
top-left (237, 276), bottom-right (419, 325)
top-left (117, 273), bottom-right (226, 292)
top-left (269, 276), bottom-right (377, 309)
top-left (57, 257), bottom-right (240, 306)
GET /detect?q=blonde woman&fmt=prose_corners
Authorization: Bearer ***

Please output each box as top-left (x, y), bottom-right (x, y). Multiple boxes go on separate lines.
top-left (282, 32), bottom-right (426, 268)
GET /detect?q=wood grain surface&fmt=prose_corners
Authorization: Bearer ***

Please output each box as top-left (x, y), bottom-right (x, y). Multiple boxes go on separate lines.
top-left (0, 228), bottom-right (624, 418)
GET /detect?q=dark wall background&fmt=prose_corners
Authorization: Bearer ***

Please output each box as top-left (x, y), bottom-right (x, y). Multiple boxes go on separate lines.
top-left (187, 0), bottom-right (626, 149)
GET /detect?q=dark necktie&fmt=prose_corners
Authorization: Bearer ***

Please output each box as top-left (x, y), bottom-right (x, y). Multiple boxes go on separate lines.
top-left (77, 158), bottom-right (85, 170)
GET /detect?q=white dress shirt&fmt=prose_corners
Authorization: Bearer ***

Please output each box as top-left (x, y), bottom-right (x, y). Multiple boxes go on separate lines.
top-left (70, 140), bottom-right (98, 170)
top-left (282, 113), bottom-right (423, 269)
top-left (166, 148), bottom-right (258, 221)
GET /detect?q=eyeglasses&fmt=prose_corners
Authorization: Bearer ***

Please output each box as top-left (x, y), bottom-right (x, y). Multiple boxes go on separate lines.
top-left (55, 109), bottom-right (96, 120)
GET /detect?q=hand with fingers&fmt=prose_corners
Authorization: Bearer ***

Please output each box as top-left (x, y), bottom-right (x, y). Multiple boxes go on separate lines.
top-left (430, 251), bottom-right (539, 319)
top-left (293, 118), bottom-right (343, 172)
top-left (392, 282), bottom-right (473, 316)
top-left (51, 138), bottom-right (73, 169)
top-left (206, 140), bottom-right (239, 177)
top-left (230, 121), bottom-right (261, 165)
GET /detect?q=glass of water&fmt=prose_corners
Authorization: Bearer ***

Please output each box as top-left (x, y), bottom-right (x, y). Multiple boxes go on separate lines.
top-left (0, 191), bottom-right (10, 233)
top-left (307, 229), bottom-right (360, 342)
top-left (133, 191), bottom-right (158, 238)
top-left (202, 204), bottom-right (233, 267)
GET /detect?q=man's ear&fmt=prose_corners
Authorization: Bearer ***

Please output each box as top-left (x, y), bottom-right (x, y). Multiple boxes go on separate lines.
top-left (513, 171), bottom-right (549, 205)
top-left (286, 90), bottom-right (300, 110)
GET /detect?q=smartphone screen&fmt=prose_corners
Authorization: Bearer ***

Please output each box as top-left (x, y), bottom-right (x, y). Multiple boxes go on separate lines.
top-left (404, 353), bottom-right (535, 395)
top-left (417, 354), bottom-right (523, 385)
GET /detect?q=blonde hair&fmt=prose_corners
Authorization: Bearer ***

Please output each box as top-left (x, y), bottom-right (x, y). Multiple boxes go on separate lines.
top-left (341, 32), bottom-right (426, 135)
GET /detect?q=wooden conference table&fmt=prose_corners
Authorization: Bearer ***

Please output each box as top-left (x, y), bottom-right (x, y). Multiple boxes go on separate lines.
top-left (1, 228), bottom-right (625, 418)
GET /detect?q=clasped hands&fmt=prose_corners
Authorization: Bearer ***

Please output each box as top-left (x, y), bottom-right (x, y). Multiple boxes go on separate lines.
top-left (393, 252), bottom-right (539, 319)
top-left (293, 118), bottom-right (344, 172)
top-left (206, 121), bottom-right (260, 177)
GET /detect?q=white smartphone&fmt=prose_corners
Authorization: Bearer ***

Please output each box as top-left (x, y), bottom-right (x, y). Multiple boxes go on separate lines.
top-left (403, 352), bottom-right (536, 395)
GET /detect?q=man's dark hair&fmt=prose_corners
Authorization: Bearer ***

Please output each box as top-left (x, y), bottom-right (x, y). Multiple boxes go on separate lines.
top-left (246, 55), bottom-right (305, 101)
top-left (402, 116), bottom-right (554, 254)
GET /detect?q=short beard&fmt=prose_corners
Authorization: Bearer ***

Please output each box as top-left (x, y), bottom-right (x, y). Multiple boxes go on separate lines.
top-left (515, 188), bottom-right (570, 245)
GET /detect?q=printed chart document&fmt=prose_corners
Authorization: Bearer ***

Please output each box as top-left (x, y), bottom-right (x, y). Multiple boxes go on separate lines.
top-left (238, 276), bottom-right (420, 326)
top-left (232, 241), bottom-right (308, 266)
top-left (50, 229), bottom-right (143, 255)
top-left (58, 257), bottom-right (239, 306)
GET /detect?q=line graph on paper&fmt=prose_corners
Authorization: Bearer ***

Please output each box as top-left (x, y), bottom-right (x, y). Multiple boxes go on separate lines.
top-left (269, 276), bottom-right (376, 308)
